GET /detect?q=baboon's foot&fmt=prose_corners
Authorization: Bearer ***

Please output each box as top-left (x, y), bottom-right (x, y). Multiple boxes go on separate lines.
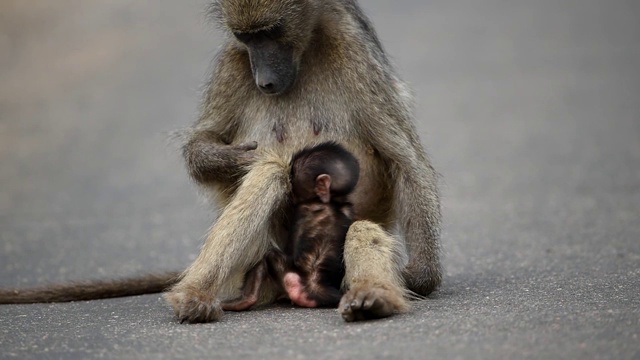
top-left (338, 284), bottom-right (408, 322)
top-left (165, 288), bottom-right (223, 323)
top-left (402, 261), bottom-right (442, 296)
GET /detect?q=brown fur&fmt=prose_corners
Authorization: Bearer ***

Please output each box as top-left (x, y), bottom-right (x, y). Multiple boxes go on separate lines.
top-left (167, 0), bottom-right (441, 323)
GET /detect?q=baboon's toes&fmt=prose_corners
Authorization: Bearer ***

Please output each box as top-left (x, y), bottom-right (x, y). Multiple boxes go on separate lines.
top-left (402, 261), bottom-right (442, 296)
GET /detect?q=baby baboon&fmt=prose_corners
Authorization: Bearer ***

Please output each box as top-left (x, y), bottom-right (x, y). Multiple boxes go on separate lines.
top-left (222, 142), bottom-right (358, 310)
top-left (287, 142), bottom-right (359, 306)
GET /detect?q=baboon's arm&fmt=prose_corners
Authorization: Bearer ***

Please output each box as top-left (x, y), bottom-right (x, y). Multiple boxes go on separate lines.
top-left (165, 154), bottom-right (291, 323)
top-left (183, 132), bottom-right (256, 184)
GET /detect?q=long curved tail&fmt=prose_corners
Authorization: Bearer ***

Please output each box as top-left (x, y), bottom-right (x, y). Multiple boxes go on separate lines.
top-left (0, 272), bottom-right (181, 304)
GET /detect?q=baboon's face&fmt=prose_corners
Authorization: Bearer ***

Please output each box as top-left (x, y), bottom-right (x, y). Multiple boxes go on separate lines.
top-left (233, 26), bottom-right (298, 96)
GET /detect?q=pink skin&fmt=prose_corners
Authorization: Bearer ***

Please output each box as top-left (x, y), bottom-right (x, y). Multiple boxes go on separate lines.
top-left (283, 272), bottom-right (318, 308)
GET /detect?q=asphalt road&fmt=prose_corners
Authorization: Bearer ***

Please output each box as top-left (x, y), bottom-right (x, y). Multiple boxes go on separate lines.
top-left (1, 1), bottom-right (638, 359)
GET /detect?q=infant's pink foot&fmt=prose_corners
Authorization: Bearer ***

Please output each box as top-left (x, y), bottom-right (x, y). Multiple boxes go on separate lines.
top-left (283, 272), bottom-right (318, 307)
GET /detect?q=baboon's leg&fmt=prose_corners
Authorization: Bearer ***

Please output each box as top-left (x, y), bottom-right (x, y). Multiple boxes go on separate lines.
top-left (364, 113), bottom-right (442, 296)
top-left (165, 155), bottom-right (291, 323)
top-left (339, 220), bottom-right (409, 322)
top-left (394, 163), bottom-right (442, 296)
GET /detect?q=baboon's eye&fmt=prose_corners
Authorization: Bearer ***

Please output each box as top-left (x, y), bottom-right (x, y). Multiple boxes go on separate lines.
top-left (233, 32), bottom-right (252, 43)
top-left (263, 25), bottom-right (283, 40)
top-left (233, 24), bottom-right (284, 44)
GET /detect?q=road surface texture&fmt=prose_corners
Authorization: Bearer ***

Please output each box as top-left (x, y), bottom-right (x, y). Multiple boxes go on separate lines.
top-left (1, 1), bottom-right (638, 359)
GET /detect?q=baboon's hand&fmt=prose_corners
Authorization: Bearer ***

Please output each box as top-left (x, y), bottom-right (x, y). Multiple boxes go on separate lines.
top-left (338, 285), bottom-right (408, 322)
top-left (164, 289), bottom-right (223, 324)
top-left (185, 139), bottom-right (258, 183)
top-left (231, 141), bottom-right (258, 168)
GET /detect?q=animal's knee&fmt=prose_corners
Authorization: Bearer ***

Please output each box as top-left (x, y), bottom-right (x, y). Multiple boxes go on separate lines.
top-left (345, 220), bottom-right (397, 254)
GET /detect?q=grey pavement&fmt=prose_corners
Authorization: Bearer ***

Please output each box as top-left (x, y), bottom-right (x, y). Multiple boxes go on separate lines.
top-left (0, 1), bottom-right (638, 359)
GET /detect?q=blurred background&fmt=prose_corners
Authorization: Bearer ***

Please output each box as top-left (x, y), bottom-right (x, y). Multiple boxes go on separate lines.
top-left (1, 1), bottom-right (638, 358)
top-left (1, 1), bottom-right (213, 281)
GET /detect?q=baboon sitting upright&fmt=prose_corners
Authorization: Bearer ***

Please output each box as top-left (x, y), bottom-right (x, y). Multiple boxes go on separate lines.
top-left (168, 0), bottom-right (442, 323)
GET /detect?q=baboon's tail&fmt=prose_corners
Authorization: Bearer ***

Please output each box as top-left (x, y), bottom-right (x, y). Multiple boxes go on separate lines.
top-left (0, 272), bottom-right (181, 304)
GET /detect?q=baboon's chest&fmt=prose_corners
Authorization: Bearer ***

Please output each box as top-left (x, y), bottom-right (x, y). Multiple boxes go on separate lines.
top-left (236, 96), bottom-right (354, 152)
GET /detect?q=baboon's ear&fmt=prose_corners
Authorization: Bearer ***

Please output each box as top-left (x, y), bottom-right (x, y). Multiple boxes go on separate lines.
top-left (315, 174), bottom-right (332, 203)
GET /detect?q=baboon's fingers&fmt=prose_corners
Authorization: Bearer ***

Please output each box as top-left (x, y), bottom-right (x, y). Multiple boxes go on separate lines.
top-left (338, 286), bottom-right (401, 322)
top-left (338, 297), bottom-right (355, 322)
top-left (164, 290), bottom-right (223, 323)
top-left (237, 141), bottom-right (258, 151)
top-left (339, 287), bottom-right (371, 322)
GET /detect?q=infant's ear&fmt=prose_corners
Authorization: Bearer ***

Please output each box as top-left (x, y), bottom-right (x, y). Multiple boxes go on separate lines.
top-left (315, 174), bottom-right (332, 203)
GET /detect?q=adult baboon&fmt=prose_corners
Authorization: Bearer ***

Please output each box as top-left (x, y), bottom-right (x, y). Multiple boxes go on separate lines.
top-left (167, 0), bottom-right (441, 323)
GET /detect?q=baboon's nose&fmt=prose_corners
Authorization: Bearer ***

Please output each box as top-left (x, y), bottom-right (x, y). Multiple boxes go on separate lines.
top-left (259, 82), bottom-right (275, 92)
